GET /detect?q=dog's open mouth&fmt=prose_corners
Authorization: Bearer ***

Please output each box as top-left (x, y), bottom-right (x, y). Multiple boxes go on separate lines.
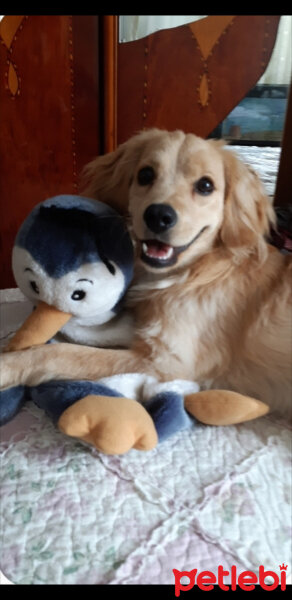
top-left (140, 227), bottom-right (209, 268)
top-left (141, 240), bottom-right (177, 267)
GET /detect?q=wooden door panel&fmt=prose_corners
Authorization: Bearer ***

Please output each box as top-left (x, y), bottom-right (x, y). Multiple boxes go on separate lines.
top-left (117, 15), bottom-right (280, 144)
top-left (0, 15), bottom-right (99, 289)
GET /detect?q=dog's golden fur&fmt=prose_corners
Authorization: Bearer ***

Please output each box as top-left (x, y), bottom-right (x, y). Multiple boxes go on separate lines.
top-left (2, 129), bottom-right (292, 415)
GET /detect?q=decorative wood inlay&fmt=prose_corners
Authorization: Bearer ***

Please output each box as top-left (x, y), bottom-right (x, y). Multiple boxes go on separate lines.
top-left (199, 73), bottom-right (209, 106)
top-left (189, 16), bottom-right (235, 109)
top-left (8, 61), bottom-right (19, 95)
top-left (117, 16), bottom-right (280, 144)
top-left (0, 15), bottom-right (24, 47)
top-left (188, 16), bottom-right (234, 60)
top-left (0, 15), bottom-right (26, 98)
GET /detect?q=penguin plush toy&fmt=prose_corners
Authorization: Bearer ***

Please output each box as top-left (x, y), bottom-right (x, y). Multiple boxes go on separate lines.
top-left (0, 195), bottom-right (269, 455)
top-left (9, 195), bottom-right (135, 349)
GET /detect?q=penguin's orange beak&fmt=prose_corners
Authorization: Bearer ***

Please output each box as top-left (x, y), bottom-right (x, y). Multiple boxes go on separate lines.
top-left (4, 301), bottom-right (72, 352)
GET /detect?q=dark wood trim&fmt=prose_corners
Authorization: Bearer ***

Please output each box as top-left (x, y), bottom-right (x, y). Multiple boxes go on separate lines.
top-left (274, 84), bottom-right (292, 207)
top-left (101, 15), bottom-right (118, 153)
top-left (71, 15), bottom-right (100, 183)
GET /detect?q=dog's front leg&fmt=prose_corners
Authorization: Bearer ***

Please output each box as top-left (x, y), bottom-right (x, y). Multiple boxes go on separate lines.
top-left (0, 342), bottom-right (153, 388)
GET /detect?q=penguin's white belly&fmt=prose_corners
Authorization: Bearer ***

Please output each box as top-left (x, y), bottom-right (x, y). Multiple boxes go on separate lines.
top-left (60, 311), bottom-right (134, 348)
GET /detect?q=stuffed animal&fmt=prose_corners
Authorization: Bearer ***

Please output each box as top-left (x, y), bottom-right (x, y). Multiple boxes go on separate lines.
top-left (5, 195), bottom-right (135, 350)
top-left (0, 195), bottom-right (269, 454)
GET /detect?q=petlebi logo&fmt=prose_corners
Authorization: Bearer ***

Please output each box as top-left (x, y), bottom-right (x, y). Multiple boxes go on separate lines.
top-left (173, 564), bottom-right (288, 593)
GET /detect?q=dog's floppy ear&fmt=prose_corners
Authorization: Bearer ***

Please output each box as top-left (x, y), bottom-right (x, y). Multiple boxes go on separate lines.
top-left (81, 129), bottom-right (163, 215)
top-left (219, 147), bottom-right (275, 258)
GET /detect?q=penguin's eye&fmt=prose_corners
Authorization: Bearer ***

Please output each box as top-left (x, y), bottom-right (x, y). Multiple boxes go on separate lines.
top-left (105, 260), bottom-right (116, 275)
top-left (100, 254), bottom-right (116, 276)
top-left (71, 290), bottom-right (86, 301)
top-left (30, 281), bottom-right (39, 294)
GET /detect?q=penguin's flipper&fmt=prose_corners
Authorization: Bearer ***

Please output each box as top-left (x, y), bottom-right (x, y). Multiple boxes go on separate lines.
top-left (185, 390), bottom-right (269, 425)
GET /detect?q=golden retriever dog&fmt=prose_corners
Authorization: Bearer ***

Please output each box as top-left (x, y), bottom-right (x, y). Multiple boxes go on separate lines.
top-left (1, 129), bottom-right (292, 421)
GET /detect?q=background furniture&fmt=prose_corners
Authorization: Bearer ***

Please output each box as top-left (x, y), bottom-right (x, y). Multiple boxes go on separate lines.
top-left (0, 15), bottom-right (290, 288)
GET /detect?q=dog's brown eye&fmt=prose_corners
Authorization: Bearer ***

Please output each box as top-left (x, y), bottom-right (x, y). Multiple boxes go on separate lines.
top-left (137, 166), bottom-right (155, 186)
top-left (195, 177), bottom-right (214, 196)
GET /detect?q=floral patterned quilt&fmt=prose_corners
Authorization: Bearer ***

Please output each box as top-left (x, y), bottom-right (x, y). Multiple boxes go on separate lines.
top-left (0, 289), bottom-right (291, 586)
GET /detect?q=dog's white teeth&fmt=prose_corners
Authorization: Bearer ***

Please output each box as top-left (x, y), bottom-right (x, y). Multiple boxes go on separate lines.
top-left (160, 247), bottom-right (174, 260)
top-left (142, 242), bottom-right (174, 261)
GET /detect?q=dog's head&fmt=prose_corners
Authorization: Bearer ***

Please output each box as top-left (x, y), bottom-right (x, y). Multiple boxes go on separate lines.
top-left (83, 129), bottom-right (275, 272)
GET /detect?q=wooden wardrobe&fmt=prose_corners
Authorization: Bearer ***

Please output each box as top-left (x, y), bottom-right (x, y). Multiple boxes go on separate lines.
top-left (0, 15), bottom-right (289, 288)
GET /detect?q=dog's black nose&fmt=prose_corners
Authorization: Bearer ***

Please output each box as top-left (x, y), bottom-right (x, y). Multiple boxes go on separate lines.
top-left (143, 204), bottom-right (178, 234)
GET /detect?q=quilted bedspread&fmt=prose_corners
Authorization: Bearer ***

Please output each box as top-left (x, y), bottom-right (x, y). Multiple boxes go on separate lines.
top-left (0, 288), bottom-right (291, 586)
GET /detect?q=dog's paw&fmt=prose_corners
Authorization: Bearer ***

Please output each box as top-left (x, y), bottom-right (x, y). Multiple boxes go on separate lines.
top-left (58, 394), bottom-right (158, 454)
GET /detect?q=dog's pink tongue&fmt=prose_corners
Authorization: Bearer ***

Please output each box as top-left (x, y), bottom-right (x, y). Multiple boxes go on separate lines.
top-left (144, 240), bottom-right (173, 258)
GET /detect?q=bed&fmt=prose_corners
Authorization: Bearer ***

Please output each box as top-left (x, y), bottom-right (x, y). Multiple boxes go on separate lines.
top-left (0, 147), bottom-right (291, 586)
